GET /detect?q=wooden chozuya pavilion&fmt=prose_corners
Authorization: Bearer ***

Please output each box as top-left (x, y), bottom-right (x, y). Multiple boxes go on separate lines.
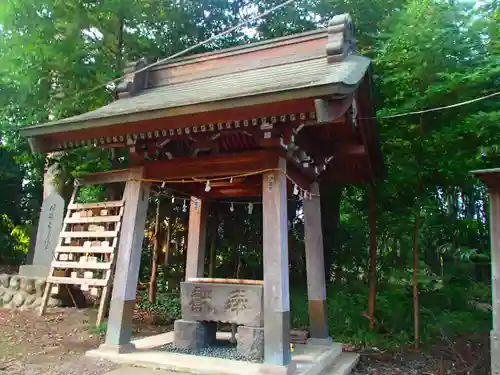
top-left (21, 13), bottom-right (384, 374)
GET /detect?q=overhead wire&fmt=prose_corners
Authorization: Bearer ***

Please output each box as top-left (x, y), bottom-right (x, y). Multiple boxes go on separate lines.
top-left (362, 91), bottom-right (500, 120)
top-left (82, 0), bottom-right (297, 96)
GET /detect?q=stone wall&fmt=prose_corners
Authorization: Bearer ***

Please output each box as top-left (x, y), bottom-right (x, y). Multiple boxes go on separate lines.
top-left (0, 274), bottom-right (58, 310)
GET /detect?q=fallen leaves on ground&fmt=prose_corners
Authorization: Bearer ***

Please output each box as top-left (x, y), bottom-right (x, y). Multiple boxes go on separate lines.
top-left (0, 307), bottom-right (171, 375)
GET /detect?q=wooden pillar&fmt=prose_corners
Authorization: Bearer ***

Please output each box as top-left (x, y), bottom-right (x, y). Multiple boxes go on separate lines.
top-left (489, 186), bottom-right (500, 375)
top-left (185, 197), bottom-right (208, 280)
top-left (101, 168), bottom-right (150, 352)
top-left (303, 182), bottom-right (331, 344)
top-left (472, 169), bottom-right (500, 375)
top-left (262, 158), bottom-right (291, 366)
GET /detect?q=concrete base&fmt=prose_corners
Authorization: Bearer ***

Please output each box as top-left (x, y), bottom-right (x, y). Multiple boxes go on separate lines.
top-left (323, 353), bottom-right (360, 375)
top-left (307, 337), bottom-right (333, 346)
top-left (87, 331), bottom-right (346, 375)
top-left (491, 330), bottom-right (500, 375)
top-left (98, 343), bottom-right (137, 354)
top-left (259, 362), bottom-right (297, 375)
top-left (18, 265), bottom-right (50, 278)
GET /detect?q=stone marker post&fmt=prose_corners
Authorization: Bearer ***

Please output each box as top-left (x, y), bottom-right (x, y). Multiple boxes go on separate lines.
top-left (19, 192), bottom-right (64, 278)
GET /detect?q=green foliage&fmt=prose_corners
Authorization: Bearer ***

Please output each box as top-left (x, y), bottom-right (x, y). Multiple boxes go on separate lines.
top-left (136, 291), bottom-right (182, 323)
top-left (291, 281), bottom-right (490, 350)
top-left (0, 214), bottom-right (30, 263)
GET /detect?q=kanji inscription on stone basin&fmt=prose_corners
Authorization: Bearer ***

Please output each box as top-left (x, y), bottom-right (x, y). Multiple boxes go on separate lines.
top-left (180, 282), bottom-right (263, 327)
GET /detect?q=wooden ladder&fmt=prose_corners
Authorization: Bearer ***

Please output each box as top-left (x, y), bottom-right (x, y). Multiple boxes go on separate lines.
top-left (39, 186), bottom-right (125, 326)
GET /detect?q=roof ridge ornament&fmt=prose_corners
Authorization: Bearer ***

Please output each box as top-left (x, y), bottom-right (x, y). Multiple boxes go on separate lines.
top-left (325, 13), bottom-right (356, 63)
top-left (115, 58), bottom-right (150, 99)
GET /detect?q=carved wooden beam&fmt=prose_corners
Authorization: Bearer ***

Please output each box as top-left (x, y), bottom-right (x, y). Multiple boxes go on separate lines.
top-left (145, 150), bottom-right (280, 181)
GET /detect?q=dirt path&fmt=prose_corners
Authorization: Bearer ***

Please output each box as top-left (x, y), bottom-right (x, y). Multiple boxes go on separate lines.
top-left (0, 308), bottom-right (171, 375)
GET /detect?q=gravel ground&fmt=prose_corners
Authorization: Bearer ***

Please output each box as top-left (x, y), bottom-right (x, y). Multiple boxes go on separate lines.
top-left (159, 340), bottom-right (259, 362)
top-left (352, 353), bottom-right (436, 375)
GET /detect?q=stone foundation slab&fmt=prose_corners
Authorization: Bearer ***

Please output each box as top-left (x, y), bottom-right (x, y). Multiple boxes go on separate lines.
top-left (237, 325), bottom-right (264, 361)
top-left (173, 319), bottom-right (216, 349)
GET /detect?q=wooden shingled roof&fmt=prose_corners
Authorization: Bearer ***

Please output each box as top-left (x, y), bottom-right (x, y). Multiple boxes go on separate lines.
top-left (20, 14), bottom-right (385, 186)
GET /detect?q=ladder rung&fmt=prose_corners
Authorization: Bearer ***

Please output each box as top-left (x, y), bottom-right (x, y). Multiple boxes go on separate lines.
top-left (68, 201), bottom-right (124, 210)
top-left (47, 276), bottom-right (108, 286)
top-left (56, 246), bottom-right (115, 253)
top-left (65, 216), bottom-right (121, 224)
top-left (52, 261), bottom-right (112, 270)
top-left (60, 231), bottom-right (118, 238)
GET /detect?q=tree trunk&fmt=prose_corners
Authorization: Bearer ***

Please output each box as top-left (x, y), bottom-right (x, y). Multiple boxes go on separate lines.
top-left (413, 181), bottom-right (423, 350)
top-left (209, 229), bottom-right (217, 277)
top-left (148, 199), bottom-right (161, 303)
top-left (116, 13), bottom-right (124, 72)
top-left (368, 186), bottom-right (377, 330)
top-left (164, 219), bottom-right (171, 266)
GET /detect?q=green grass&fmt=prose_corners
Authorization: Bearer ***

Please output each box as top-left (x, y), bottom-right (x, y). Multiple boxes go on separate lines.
top-left (89, 321), bottom-right (108, 335)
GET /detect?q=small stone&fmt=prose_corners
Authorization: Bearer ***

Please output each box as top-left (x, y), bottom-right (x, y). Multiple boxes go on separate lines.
top-left (2, 291), bottom-right (14, 304)
top-left (13, 292), bottom-right (26, 308)
top-left (0, 274), bottom-right (11, 288)
top-left (9, 276), bottom-right (21, 290)
top-left (34, 279), bottom-right (46, 294)
top-left (21, 278), bottom-right (36, 294)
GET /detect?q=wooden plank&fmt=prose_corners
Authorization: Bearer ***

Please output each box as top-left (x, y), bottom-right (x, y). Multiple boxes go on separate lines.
top-left (187, 277), bottom-right (263, 285)
top-left (60, 231), bottom-right (118, 238)
top-left (68, 201), bottom-right (124, 210)
top-left (97, 235), bottom-right (119, 326)
top-left (47, 276), bottom-right (108, 286)
top-left (65, 216), bottom-right (121, 224)
top-left (75, 169), bottom-right (135, 186)
top-left (290, 330), bottom-right (309, 344)
top-left (52, 261), bottom-right (112, 270)
top-left (55, 246), bottom-right (115, 253)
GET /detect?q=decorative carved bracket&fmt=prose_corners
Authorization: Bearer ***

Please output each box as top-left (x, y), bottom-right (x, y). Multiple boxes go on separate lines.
top-left (115, 58), bottom-right (150, 99)
top-left (325, 13), bottom-right (356, 63)
top-left (314, 95), bottom-right (354, 124)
